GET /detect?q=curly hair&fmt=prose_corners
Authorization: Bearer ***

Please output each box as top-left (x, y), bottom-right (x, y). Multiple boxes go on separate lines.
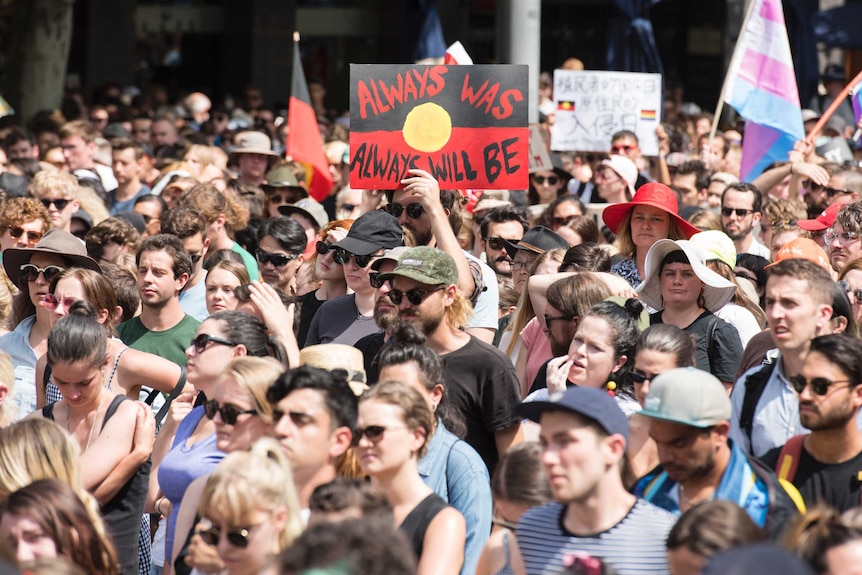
top-left (177, 183), bottom-right (248, 233)
top-left (84, 217), bottom-right (142, 263)
top-left (0, 197), bottom-right (50, 229)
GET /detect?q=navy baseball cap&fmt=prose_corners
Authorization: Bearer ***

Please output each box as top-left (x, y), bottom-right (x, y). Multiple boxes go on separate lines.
top-left (517, 387), bottom-right (629, 445)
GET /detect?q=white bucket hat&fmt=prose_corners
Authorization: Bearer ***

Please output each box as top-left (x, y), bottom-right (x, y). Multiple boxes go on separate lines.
top-left (636, 239), bottom-right (737, 312)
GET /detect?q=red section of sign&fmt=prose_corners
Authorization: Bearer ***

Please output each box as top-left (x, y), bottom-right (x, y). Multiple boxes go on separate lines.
top-left (350, 126), bottom-right (528, 190)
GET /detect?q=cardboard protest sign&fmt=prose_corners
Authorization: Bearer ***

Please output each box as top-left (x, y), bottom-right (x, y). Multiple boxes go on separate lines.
top-left (349, 64), bottom-right (528, 190)
top-left (551, 70), bottom-right (663, 156)
top-left (528, 124), bottom-right (553, 173)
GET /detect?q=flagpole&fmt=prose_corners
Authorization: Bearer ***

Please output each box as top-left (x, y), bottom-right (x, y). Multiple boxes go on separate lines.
top-left (804, 70), bottom-right (862, 143)
top-left (708, 0), bottom-right (759, 149)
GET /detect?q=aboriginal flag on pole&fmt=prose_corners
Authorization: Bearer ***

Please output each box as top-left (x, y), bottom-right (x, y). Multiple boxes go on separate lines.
top-left (287, 32), bottom-right (332, 201)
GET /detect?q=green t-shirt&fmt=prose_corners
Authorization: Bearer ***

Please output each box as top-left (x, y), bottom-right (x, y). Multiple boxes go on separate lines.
top-left (116, 314), bottom-right (200, 366)
top-left (231, 241), bottom-right (260, 282)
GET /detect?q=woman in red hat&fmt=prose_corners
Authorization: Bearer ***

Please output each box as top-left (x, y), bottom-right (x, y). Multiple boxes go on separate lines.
top-left (602, 183), bottom-right (700, 288)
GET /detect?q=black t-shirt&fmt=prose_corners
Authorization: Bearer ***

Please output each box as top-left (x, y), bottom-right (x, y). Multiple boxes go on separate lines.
top-left (355, 331), bottom-right (386, 384)
top-left (440, 336), bottom-right (522, 473)
top-left (297, 289), bottom-right (326, 349)
top-left (650, 310), bottom-right (742, 383)
top-left (762, 443), bottom-right (862, 512)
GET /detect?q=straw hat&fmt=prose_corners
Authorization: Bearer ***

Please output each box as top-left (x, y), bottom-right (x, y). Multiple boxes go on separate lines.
top-left (602, 182), bottom-right (701, 238)
top-left (299, 344), bottom-right (369, 396)
top-left (636, 239), bottom-right (736, 312)
top-left (3, 229), bottom-right (101, 289)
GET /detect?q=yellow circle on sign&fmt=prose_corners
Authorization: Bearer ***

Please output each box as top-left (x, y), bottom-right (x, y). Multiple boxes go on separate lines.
top-left (402, 102), bottom-right (452, 153)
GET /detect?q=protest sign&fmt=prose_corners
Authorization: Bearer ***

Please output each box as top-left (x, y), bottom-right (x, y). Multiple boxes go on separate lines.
top-left (349, 64), bottom-right (529, 190)
top-left (551, 70), bottom-right (662, 156)
top-left (528, 124), bottom-right (553, 173)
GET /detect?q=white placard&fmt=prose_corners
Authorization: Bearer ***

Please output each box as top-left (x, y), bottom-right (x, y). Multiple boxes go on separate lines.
top-left (551, 70), bottom-right (663, 156)
top-left (528, 124), bottom-right (553, 173)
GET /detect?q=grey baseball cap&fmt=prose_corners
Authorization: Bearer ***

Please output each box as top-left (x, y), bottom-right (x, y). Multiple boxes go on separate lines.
top-left (639, 367), bottom-right (731, 428)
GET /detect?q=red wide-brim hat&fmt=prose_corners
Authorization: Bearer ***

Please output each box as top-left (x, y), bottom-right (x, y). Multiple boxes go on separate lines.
top-left (601, 182), bottom-right (701, 239)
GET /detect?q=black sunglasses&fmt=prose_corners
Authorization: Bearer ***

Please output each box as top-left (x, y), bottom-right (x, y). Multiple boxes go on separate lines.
top-left (339, 203), bottom-right (356, 212)
top-left (203, 398), bottom-right (257, 425)
top-left (315, 241), bottom-right (335, 256)
top-left (544, 313), bottom-right (571, 326)
top-left (533, 175), bottom-right (559, 186)
top-left (20, 264), bottom-right (64, 283)
top-left (721, 207), bottom-right (754, 218)
top-left (190, 333), bottom-right (237, 354)
top-left (388, 285), bottom-right (445, 306)
top-left (629, 370), bottom-right (659, 385)
top-left (838, 280), bottom-right (862, 302)
top-left (789, 374), bottom-right (853, 396)
top-left (256, 249), bottom-right (298, 268)
top-left (351, 425), bottom-right (396, 446)
top-left (198, 525), bottom-right (254, 548)
top-left (486, 237), bottom-right (519, 251)
top-left (369, 273), bottom-right (385, 289)
top-left (551, 215), bottom-right (579, 228)
top-left (8, 226), bottom-right (43, 244)
top-left (333, 248), bottom-right (378, 268)
top-left (39, 198), bottom-right (70, 210)
top-left (385, 203), bottom-right (424, 219)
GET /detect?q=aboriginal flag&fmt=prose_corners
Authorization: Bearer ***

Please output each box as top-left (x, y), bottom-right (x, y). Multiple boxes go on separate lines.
top-left (349, 64), bottom-right (528, 190)
top-left (287, 33), bottom-right (332, 201)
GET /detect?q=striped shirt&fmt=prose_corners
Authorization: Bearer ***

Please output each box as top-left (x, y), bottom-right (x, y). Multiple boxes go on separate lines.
top-left (517, 499), bottom-right (675, 575)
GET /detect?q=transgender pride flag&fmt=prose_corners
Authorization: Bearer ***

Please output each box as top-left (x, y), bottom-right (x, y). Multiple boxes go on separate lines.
top-left (724, 0), bottom-right (804, 181)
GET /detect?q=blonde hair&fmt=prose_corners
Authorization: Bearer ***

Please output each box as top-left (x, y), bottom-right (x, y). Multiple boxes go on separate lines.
top-left (0, 352), bottom-right (15, 427)
top-left (505, 248), bottom-right (566, 356)
top-left (179, 183), bottom-right (249, 234)
top-left (613, 210), bottom-right (688, 259)
top-left (222, 357), bottom-right (284, 425)
top-left (199, 437), bottom-right (304, 551)
top-left (0, 419), bottom-right (108, 544)
top-left (29, 171), bottom-right (79, 200)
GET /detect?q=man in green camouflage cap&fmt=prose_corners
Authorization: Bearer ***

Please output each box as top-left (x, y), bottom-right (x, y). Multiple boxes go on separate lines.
top-left (378, 245), bottom-right (523, 472)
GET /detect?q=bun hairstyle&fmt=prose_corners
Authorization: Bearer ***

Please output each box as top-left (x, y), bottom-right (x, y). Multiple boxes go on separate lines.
top-left (47, 301), bottom-right (107, 368)
top-left (581, 298), bottom-right (643, 398)
top-left (376, 322), bottom-right (466, 438)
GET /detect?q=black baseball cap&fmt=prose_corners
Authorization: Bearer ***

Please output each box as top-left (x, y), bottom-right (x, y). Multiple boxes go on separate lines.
top-left (333, 209), bottom-right (403, 256)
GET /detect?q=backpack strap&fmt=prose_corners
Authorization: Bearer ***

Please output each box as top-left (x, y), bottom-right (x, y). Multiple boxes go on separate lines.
top-left (740, 362), bottom-right (777, 442)
top-left (777, 434), bottom-right (806, 483)
top-left (154, 366), bottom-right (187, 427)
top-left (705, 315), bottom-right (720, 371)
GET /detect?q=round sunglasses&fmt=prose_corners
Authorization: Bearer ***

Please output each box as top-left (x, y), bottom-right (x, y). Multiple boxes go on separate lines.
top-left (333, 248), bottom-right (379, 268)
top-left (387, 285), bottom-right (445, 306)
top-left (20, 264), bottom-right (64, 283)
top-left (385, 203), bottom-right (424, 219)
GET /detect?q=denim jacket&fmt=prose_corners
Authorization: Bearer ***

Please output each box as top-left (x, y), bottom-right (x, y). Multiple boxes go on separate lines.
top-left (418, 420), bottom-right (493, 575)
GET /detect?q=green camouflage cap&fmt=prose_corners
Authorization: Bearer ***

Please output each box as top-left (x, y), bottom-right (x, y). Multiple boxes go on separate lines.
top-left (378, 246), bottom-right (458, 286)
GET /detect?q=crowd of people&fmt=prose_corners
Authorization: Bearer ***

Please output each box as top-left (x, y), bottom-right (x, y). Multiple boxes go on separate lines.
top-left (0, 61), bottom-right (860, 575)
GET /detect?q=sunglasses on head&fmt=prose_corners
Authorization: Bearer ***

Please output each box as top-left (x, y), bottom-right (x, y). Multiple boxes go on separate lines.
top-left (190, 333), bottom-right (237, 354)
top-left (333, 248), bottom-right (378, 268)
top-left (533, 175), bottom-right (559, 186)
top-left (203, 398), bottom-right (257, 425)
top-left (256, 249), bottom-right (298, 267)
top-left (40, 198), bottom-right (70, 210)
top-left (7, 226), bottom-right (43, 244)
top-left (198, 524), bottom-right (255, 548)
top-left (20, 264), bottom-right (64, 283)
top-left (351, 425), bottom-right (405, 446)
top-left (41, 294), bottom-right (78, 312)
top-left (789, 374), bottom-right (853, 395)
top-left (721, 207), bottom-right (754, 218)
top-left (385, 203), bottom-right (424, 219)
top-left (388, 285), bottom-right (445, 306)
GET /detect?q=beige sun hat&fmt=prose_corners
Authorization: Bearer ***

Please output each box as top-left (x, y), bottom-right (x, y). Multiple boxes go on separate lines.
top-left (299, 344), bottom-right (369, 396)
top-left (229, 131), bottom-right (278, 160)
